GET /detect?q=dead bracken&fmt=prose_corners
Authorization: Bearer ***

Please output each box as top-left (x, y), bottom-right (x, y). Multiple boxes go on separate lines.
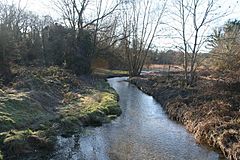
top-left (130, 74), bottom-right (240, 160)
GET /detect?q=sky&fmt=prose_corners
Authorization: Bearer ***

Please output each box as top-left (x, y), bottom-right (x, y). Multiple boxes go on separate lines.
top-left (9, 0), bottom-right (240, 22)
top-left (159, 0), bottom-right (240, 51)
top-left (6, 0), bottom-right (58, 17)
top-left (7, 0), bottom-right (240, 51)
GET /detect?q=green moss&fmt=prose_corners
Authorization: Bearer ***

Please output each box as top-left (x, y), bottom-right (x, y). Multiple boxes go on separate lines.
top-left (59, 116), bottom-right (82, 135)
top-left (97, 92), bottom-right (121, 116)
top-left (0, 66), bottom-right (122, 158)
top-left (2, 129), bottom-right (55, 155)
top-left (0, 115), bottom-right (15, 131)
top-left (60, 83), bottom-right (121, 127)
top-left (2, 130), bottom-right (33, 154)
top-left (78, 92), bottom-right (120, 116)
top-left (0, 94), bottom-right (54, 132)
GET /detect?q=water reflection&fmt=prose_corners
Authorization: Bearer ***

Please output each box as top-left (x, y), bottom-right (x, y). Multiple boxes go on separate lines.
top-left (50, 77), bottom-right (222, 160)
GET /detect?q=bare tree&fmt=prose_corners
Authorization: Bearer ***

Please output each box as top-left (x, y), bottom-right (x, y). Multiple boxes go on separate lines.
top-left (91, 0), bottom-right (125, 54)
top-left (0, 0), bottom-right (28, 82)
top-left (121, 0), bottom-right (167, 77)
top-left (52, 0), bottom-right (124, 74)
top-left (171, 0), bottom-right (228, 85)
top-left (53, 0), bottom-right (121, 41)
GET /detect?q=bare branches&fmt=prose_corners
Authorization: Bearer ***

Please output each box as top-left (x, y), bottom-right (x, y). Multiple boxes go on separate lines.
top-left (121, 0), bottom-right (167, 76)
top-left (83, 1), bottom-right (120, 29)
top-left (172, 0), bottom-right (228, 85)
top-left (53, 0), bottom-right (122, 31)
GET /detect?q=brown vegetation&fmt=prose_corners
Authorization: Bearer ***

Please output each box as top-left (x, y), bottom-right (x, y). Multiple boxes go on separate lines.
top-left (130, 73), bottom-right (240, 160)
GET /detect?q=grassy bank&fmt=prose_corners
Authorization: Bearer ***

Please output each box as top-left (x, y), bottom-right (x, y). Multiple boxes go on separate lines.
top-left (92, 68), bottom-right (128, 78)
top-left (130, 75), bottom-right (240, 160)
top-left (0, 66), bottom-right (122, 159)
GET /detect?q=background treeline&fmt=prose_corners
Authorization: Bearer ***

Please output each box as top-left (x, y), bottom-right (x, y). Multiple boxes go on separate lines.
top-left (0, 0), bottom-right (169, 80)
top-left (0, 1), bottom-right (127, 84)
top-left (146, 50), bottom-right (183, 65)
top-left (1, 0), bottom-right (240, 84)
top-left (145, 50), bottom-right (209, 67)
top-left (209, 20), bottom-right (240, 74)
top-left (0, 2), bottom-right (90, 80)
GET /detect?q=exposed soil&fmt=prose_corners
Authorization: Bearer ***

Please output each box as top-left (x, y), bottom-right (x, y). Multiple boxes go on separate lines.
top-left (129, 73), bottom-right (240, 160)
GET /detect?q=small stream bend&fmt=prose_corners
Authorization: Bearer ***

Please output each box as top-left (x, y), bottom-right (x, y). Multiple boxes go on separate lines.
top-left (50, 77), bottom-right (222, 160)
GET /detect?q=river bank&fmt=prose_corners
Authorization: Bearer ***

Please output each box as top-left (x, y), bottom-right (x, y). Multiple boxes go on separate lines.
top-left (129, 74), bottom-right (240, 160)
top-left (0, 66), bottom-right (125, 159)
top-left (49, 77), bottom-right (221, 160)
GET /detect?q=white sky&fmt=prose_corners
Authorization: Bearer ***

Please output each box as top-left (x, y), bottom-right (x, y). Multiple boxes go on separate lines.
top-left (7, 0), bottom-right (240, 51)
top-left (158, 0), bottom-right (240, 51)
top-left (6, 0), bottom-right (58, 17)
top-left (10, 0), bottom-right (240, 21)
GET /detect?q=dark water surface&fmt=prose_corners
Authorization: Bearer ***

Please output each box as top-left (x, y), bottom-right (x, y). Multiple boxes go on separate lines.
top-left (50, 77), bottom-right (222, 160)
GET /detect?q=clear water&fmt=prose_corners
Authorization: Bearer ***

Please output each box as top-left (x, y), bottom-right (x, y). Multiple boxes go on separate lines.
top-left (50, 77), bottom-right (223, 160)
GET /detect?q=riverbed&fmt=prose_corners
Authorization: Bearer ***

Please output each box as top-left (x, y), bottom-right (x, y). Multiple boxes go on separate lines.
top-left (49, 77), bottom-right (223, 160)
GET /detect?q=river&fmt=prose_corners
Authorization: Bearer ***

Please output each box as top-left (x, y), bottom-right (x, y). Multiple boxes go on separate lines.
top-left (50, 77), bottom-right (223, 160)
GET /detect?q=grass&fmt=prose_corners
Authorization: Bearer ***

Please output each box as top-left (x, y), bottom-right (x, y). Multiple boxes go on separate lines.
top-left (93, 68), bottom-right (128, 77)
top-left (0, 91), bottom-right (55, 132)
top-left (0, 129), bottom-right (55, 157)
top-left (0, 66), bottom-right (122, 158)
top-left (59, 88), bottom-right (121, 134)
